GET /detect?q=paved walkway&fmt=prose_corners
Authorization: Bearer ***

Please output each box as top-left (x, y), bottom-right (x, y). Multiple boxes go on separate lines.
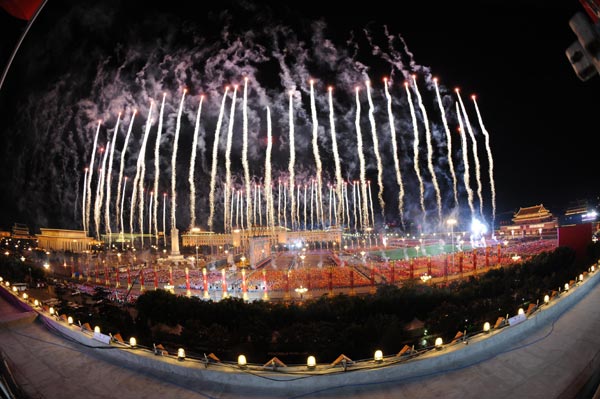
top-left (2, 280), bottom-right (600, 399)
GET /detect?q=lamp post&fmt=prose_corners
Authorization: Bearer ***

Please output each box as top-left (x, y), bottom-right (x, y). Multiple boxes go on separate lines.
top-left (447, 218), bottom-right (457, 273)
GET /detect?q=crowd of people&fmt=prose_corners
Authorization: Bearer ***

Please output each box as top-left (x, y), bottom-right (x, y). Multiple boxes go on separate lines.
top-left (50, 238), bottom-right (559, 303)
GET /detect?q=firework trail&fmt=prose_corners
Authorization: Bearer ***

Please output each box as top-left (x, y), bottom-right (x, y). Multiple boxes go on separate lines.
top-left (309, 80), bottom-right (324, 228)
top-left (120, 177), bottom-right (127, 237)
top-left (94, 144), bottom-right (109, 239)
top-left (352, 181), bottom-right (358, 231)
top-left (288, 91), bottom-right (296, 230)
top-left (365, 80), bottom-right (385, 223)
top-left (162, 192), bottom-right (166, 237)
top-left (368, 180), bottom-right (375, 229)
top-left (297, 185), bottom-right (301, 229)
top-left (357, 179), bottom-right (364, 230)
top-left (354, 88), bottom-right (369, 230)
top-left (258, 184), bottom-right (262, 226)
top-left (434, 78), bottom-right (458, 208)
top-left (384, 78), bottom-right (405, 228)
top-left (153, 94), bottom-right (166, 243)
top-left (137, 101), bottom-right (155, 246)
top-left (148, 191), bottom-right (153, 240)
top-left (457, 90), bottom-right (483, 218)
top-left (242, 78), bottom-right (252, 230)
top-left (327, 87), bottom-right (343, 227)
top-left (225, 86), bottom-right (238, 232)
top-left (303, 184), bottom-right (308, 230)
top-left (328, 184), bottom-right (333, 225)
top-left (265, 106), bottom-right (274, 228)
top-left (170, 90), bottom-right (186, 235)
top-left (85, 120), bottom-right (101, 235)
top-left (277, 180), bottom-right (281, 227)
top-left (405, 82), bottom-right (426, 221)
top-left (189, 96), bottom-right (203, 229)
top-left (344, 182), bottom-right (350, 228)
top-left (116, 111), bottom-right (136, 234)
top-left (104, 114), bottom-right (120, 247)
top-left (82, 168), bottom-right (88, 231)
top-left (310, 179), bottom-right (314, 230)
top-left (456, 102), bottom-right (475, 219)
top-left (412, 75), bottom-right (442, 223)
top-left (473, 96), bottom-right (496, 226)
top-left (236, 189), bottom-right (241, 228)
top-left (283, 182), bottom-right (288, 229)
top-left (253, 183), bottom-right (257, 224)
top-left (332, 184), bottom-right (338, 225)
top-left (208, 87), bottom-right (229, 232)
top-left (230, 188), bottom-right (235, 230)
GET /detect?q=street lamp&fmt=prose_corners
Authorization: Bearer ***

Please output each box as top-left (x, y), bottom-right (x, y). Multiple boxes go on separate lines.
top-left (447, 218), bottom-right (457, 273)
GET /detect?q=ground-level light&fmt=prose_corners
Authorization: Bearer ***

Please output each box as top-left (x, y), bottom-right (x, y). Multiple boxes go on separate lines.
top-left (483, 322), bottom-right (491, 333)
top-left (374, 350), bottom-right (383, 363)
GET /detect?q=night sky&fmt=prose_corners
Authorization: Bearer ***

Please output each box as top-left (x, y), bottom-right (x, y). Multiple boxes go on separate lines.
top-left (0, 0), bottom-right (598, 234)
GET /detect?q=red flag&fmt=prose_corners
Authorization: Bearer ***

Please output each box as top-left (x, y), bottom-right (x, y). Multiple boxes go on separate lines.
top-left (0, 0), bottom-right (43, 20)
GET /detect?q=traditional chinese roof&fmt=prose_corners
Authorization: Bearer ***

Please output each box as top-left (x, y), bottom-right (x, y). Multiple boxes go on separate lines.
top-left (513, 204), bottom-right (554, 224)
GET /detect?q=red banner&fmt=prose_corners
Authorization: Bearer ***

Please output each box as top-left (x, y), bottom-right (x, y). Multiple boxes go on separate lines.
top-left (0, 0), bottom-right (43, 20)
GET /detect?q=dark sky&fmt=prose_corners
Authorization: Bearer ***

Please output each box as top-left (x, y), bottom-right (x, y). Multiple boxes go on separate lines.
top-left (0, 0), bottom-right (598, 233)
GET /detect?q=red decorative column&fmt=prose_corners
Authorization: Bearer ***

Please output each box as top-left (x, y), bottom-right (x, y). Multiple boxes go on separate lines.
top-left (185, 267), bottom-right (191, 297)
top-left (391, 261), bottom-right (395, 284)
top-left (262, 269), bottom-right (268, 300)
top-left (497, 244), bottom-right (501, 265)
top-left (409, 259), bottom-right (414, 279)
top-left (427, 256), bottom-right (432, 276)
top-left (202, 267), bottom-right (209, 299)
top-left (370, 264), bottom-right (376, 294)
top-left (140, 267), bottom-right (145, 292)
top-left (444, 256), bottom-right (449, 279)
top-left (241, 268), bottom-right (248, 300)
top-left (328, 267), bottom-right (334, 296)
top-left (473, 251), bottom-right (477, 273)
top-left (459, 253), bottom-right (464, 274)
top-left (115, 267), bottom-right (120, 288)
top-left (221, 269), bottom-right (228, 299)
top-left (127, 267), bottom-right (132, 290)
top-left (285, 271), bottom-right (291, 299)
top-left (169, 266), bottom-right (173, 286)
top-left (350, 268), bottom-right (355, 296)
top-left (485, 247), bottom-right (490, 268)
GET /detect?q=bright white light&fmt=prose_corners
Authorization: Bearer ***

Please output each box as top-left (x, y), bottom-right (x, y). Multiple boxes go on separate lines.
top-left (238, 354), bottom-right (247, 367)
top-left (470, 218), bottom-right (487, 236)
top-left (374, 350), bottom-right (383, 362)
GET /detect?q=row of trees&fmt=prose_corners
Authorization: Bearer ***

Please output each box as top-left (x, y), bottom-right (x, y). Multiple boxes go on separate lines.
top-left (128, 244), bottom-right (599, 363)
